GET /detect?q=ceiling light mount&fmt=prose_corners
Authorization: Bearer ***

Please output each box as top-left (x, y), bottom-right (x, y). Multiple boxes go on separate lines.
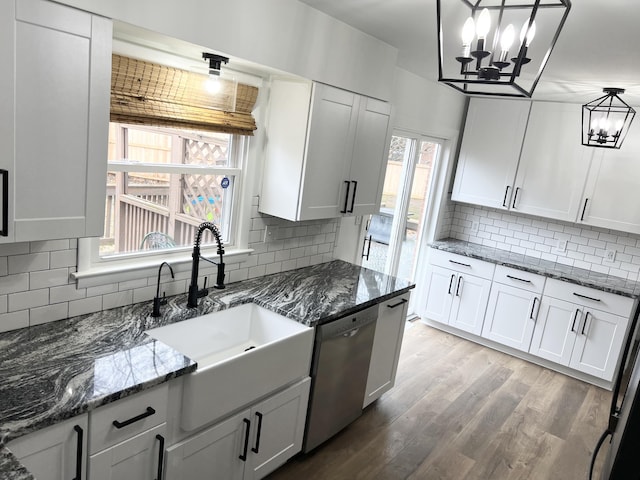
top-left (202, 52), bottom-right (229, 77)
top-left (582, 88), bottom-right (636, 149)
top-left (437, 0), bottom-right (571, 98)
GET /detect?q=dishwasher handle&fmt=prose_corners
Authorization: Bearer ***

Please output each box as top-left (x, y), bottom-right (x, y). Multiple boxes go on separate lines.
top-left (317, 305), bottom-right (378, 340)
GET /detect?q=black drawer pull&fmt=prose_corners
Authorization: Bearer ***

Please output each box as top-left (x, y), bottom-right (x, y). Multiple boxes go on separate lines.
top-left (502, 185), bottom-right (511, 207)
top-left (72, 425), bottom-right (83, 480)
top-left (455, 276), bottom-right (463, 297)
top-left (506, 274), bottom-right (532, 284)
top-left (529, 297), bottom-right (539, 321)
top-left (580, 198), bottom-right (589, 221)
top-left (154, 434), bottom-right (165, 480)
top-left (0, 169), bottom-right (7, 236)
top-left (387, 298), bottom-right (408, 309)
top-left (239, 418), bottom-right (251, 461)
top-left (112, 406), bottom-right (156, 429)
top-left (582, 312), bottom-right (591, 336)
top-left (573, 292), bottom-right (601, 302)
top-left (449, 260), bottom-right (471, 268)
top-left (447, 274), bottom-right (455, 295)
top-left (571, 309), bottom-right (580, 332)
top-left (512, 187), bottom-right (520, 209)
top-left (251, 411), bottom-right (263, 454)
top-left (340, 181), bottom-right (350, 214)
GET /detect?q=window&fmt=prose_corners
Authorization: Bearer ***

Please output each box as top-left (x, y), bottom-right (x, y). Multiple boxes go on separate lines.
top-left (101, 123), bottom-right (245, 258)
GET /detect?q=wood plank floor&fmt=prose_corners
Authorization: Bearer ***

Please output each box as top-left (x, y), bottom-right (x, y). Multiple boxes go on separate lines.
top-left (267, 321), bottom-right (612, 480)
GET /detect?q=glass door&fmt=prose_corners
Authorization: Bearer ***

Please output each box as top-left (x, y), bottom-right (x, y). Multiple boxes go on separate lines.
top-left (362, 133), bottom-right (441, 284)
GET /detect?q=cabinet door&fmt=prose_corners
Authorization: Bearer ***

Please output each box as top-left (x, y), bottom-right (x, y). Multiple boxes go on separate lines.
top-left (529, 297), bottom-right (578, 365)
top-left (513, 102), bottom-right (593, 221)
top-left (246, 377), bottom-right (311, 480)
top-left (0, 0), bottom-right (15, 241)
top-left (364, 293), bottom-right (410, 408)
top-left (9, 414), bottom-right (88, 480)
top-left (482, 283), bottom-right (539, 352)
top-left (12, 0), bottom-right (111, 241)
top-left (452, 98), bottom-right (530, 209)
top-left (298, 83), bottom-right (357, 220)
top-left (570, 309), bottom-right (629, 381)
top-left (579, 119), bottom-right (640, 234)
top-left (449, 274), bottom-right (491, 336)
top-left (422, 265), bottom-right (456, 324)
top-left (349, 96), bottom-right (392, 216)
top-left (164, 411), bottom-right (247, 480)
top-left (89, 423), bottom-right (166, 480)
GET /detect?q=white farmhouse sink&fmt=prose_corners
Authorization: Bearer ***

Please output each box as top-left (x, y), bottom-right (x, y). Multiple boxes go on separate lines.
top-left (145, 303), bottom-right (314, 431)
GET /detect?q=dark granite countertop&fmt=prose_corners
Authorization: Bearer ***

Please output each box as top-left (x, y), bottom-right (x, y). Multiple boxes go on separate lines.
top-left (431, 239), bottom-right (640, 298)
top-left (0, 260), bottom-right (413, 479)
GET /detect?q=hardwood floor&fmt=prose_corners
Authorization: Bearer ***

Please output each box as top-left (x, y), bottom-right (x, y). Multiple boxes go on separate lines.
top-left (267, 322), bottom-right (612, 480)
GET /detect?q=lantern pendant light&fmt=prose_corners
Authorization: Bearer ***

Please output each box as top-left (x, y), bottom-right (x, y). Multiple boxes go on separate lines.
top-left (583, 88), bottom-right (636, 149)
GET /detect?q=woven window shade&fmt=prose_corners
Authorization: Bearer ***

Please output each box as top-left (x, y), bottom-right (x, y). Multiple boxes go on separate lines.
top-left (110, 54), bottom-right (258, 135)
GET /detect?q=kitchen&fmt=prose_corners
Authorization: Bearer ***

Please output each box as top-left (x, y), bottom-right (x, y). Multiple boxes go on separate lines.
top-left (1, 0), bottom-right (639, 479)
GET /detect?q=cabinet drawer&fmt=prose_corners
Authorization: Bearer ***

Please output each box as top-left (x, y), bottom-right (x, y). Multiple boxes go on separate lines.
top-left (493, 265), bottom-right (545, 294)
top-left (429, 248), bottom-right (495, 279)
top-left (544, 278), bottom-right (635, 318)
top-left (89, 383), bottom-right (168, 454)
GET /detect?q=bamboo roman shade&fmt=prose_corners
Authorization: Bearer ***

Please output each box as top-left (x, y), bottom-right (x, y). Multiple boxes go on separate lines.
top-left (110, 54), bottom-right (258, 135)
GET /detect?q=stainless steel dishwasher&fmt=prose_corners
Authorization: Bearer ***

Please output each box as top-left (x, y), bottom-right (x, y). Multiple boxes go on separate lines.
top-left (303, 304), bottom-right (378, 452)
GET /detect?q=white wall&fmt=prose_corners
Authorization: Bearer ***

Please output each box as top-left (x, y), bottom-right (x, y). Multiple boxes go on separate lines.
top-left (58, 0), bottom-right (397, 101)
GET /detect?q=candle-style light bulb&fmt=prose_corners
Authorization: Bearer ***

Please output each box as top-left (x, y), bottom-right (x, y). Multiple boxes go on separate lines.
top-left (520, 19), bottom-right (537, 47)
top-left (476, 8), bottom-right (491, 40)
top-left (461, 17), bottom-right (475, 57)
top-left (498, 24), bottom-right (515, 62)
top-left (599, 117), bottom-right (610, 135)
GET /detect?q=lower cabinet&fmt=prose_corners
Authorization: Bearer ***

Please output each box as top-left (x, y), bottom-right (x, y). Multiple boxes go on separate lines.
top-left (364, 293), bottom-right (410, 408)
top-left (165, 377), bottom-right (311, 480)
top-left (89, 423), bottom-right (166, 480)
top-left (9, 414), bottom-right (88, 480)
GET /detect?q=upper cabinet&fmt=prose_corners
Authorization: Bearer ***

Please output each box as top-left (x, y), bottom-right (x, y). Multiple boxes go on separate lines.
top-left (0, 0), bottom-right (111, 243)
top-left (451, 97), bottom-right (530, 209)
top-left (260, 80), bottom-right (392, 221)
top-left (578, 119), bottom-right (640, 234)
top-left (452, 98), bottom-right (595, 222)
top-left (513, 102), bottom-right (594, 222)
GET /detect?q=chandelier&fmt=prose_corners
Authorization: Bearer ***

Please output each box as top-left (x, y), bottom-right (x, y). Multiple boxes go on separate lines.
top-left (437, 0), bottom-right (571, 98)
top-left (582, 88), bottom-right (636, 149)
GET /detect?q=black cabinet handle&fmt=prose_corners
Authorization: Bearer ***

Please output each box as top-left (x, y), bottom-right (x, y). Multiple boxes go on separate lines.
top-left (582, 312), bottom-right (591, 336)
top-left (571, 309), bottom-right (580, 332)
top-left (387, 298), bottom-right (408, 309)
top-left (512, 187), bottom-right (520, 209)
top-left (506, 274), bottom-right (532, 284)
top-left (251, 412), bottom-right (263, 454)
top-left (362, 235), bottom-right (372, 260)
top-left (455, 276), bottom-right (463, 297)
top-left (502, 186), bottom-right (511, 208)
top-left (348, 180), bottom-right (358, 213)
top-left (239, 418), bottom-right (251, 461)
top-left (0, 170), bottom-right (7, 236)
top-left (449, 259), bottom-right (471, 268)
top-left (112, 406), bottom-right (156, 429)
top-left (72, 425), bottom-right (83, 480)
top-left (447, 274), bottom-right (455, 295)
top-left (154, 434), bottom-right (165, 480)
top-left (340, 181), bottom-right (351, 214)
top-left (573, 292), bottom-right (601, 302)
top-left (529, 297), bottom-right (539, 321)
top-left (581, 198), bottom-right (589, 221)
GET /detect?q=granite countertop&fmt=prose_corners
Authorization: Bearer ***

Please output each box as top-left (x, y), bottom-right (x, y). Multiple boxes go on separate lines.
top-left (431, 239), bottom-right (640, 298)
top-left (0, 260), bottom-right (413, 479)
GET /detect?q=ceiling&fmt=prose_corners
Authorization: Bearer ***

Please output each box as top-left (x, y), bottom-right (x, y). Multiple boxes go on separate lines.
top-left (299, 0), bottom-right (640, 105)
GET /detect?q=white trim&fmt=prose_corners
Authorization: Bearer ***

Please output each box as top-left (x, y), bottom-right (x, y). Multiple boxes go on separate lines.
top-left (107, 161), bottom-right (241, 177)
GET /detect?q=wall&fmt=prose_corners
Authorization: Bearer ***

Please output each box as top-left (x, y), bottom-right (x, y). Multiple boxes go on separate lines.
top-left (57, 0), bottom-right (397, 101)
top-left (0, 196), bottom-right (337, 333)
top-left (450, 203), bottom-right (640, 281)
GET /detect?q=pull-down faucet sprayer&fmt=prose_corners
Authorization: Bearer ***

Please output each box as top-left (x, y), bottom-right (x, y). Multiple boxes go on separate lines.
top-left (187, 222), bottom-right (225, 308)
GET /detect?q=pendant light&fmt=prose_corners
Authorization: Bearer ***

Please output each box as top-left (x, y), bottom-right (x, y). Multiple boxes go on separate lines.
top-left (436, 0), bottom-right (571, 98)
top-left (582, 88), bottom-right (636, 149)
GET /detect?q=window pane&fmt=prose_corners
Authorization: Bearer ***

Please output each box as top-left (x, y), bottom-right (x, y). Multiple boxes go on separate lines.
top-left (126, 128), bottom-right (172, 164)
top-left (126, 172), bottom-right (170, 208)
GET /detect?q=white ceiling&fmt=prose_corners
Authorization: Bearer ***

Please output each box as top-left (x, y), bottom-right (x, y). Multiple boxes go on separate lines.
top-left (299, 0), bottom-right (640, 105)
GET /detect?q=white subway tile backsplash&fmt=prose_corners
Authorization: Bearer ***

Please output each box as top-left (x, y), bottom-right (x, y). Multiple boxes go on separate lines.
top-left (69, 296), bottom-right (103, 317)
top-left (103, 290), bottom-right (133, 310)
top-left (0, 243), bottom-right (29, 256)
top-left (30, 303), bottom-right (69, 326)
top-left (0, 295), bottom-right (6, 314)
top-left (50, 249), bottom-right (77, 269)
top-left (30, 269), bottom-right (70, 289)
top-left (50, 284), bottom-right (86, 303)
top-left (0, 274), bottom-right (29, 295)
top-left (0, 311), bottom-right (29, 332)
top-left (8, 252), bottom-right (49, 274)
top-left (9, 289), bottom-right (49, 312)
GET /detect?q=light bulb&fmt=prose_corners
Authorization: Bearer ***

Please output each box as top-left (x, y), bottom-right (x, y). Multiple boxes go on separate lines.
top-left (520, 19), bottom-right (536, 47)
top-left (599, 117), bottom-right (610, 134)
top-left (205, 74), bottom-right (222, 94)
top-left (500, 24), bottom-right (515, 51)
top-left (476, 8), bottom-right (491, 40)
top-left (461, 17), bottom-right (475, 45)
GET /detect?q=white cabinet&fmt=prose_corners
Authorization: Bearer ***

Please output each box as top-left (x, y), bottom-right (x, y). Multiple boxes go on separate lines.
top-left (260, 80), bottom-right (391, 221)
top-left (578, 119), bottom-right (640, 234)
top-left (529, 279), bottom-right (634, 381)
top-left (482, 266), bottom-right (545, 352)
top-left (512, 102), bottom-right (594, 222)
top-left (451, 97), bottom-right (530, 209)
top-left (0, 0), bottom-right (111, 242)
top-left (364, 293), bottom-right (410, 408)
top-left (422, 249), bottom-right (494, 336)
top-left (165, 377), bottom-right (311, 480)
top-left (88, 384), bottom-right (168, 479)
top-left (9, 414), bottom-right (88, 480)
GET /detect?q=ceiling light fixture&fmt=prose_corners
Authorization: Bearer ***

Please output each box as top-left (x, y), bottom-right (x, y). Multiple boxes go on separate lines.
top-left (202, 52), bottom-right (229, 94)
top-left (436, 0), bottom-right (571, 98)
top-left (582, 88), bottom-right (636, 149)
